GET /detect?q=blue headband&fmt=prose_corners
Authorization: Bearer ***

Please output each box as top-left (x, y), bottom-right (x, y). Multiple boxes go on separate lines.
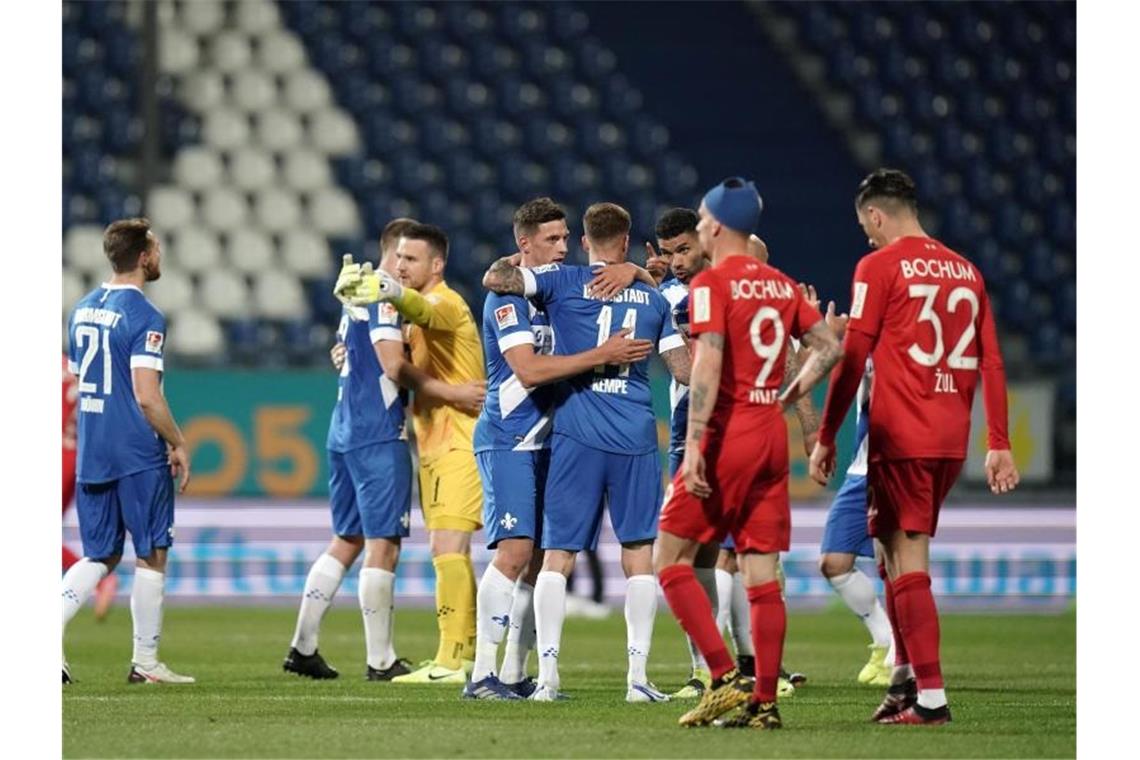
top-left (702, 177), bottom-right (763, 234)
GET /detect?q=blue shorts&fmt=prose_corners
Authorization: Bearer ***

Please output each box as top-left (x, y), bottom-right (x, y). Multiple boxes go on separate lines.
top-left (820, 473), bottom-right (873, 557)
top-left (669, 448), bottom-right (736, 551)
top-left (329, 441), bottom-right (412, 539)
top-left (477, 449), bottom-right (549, 549)
top-left (542, 434), bottom-right (662, 552)
top-left (76, 466), bottom-right (174, 560)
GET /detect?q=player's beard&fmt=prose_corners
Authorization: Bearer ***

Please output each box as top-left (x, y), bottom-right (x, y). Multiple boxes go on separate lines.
top-left (143, 259), bottom-right (161, 282)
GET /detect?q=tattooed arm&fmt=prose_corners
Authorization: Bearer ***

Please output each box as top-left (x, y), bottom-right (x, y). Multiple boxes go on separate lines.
top-left (681, 332), bottom-right (724, 499)
top-left (660, 344), bottom-right (692, 387)
top-left (785, 341), bottom-right (821, 456)
top-left (482, 253), bottom-right (527, 295)
top-left (779, 320), bottom-right (844, 409)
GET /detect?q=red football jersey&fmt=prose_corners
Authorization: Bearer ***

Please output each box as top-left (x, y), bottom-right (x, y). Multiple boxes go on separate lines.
top-left (689, 255), bottom-right (821, 428)
top-left (846, 236), bottom-right (1005, 460)
top-left (62, 353), bottom-right (78, 450)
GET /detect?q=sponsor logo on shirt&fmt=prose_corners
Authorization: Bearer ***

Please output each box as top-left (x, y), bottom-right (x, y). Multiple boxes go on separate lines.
top-left (145, 331), bottom-right (164, 354)
top-left (692, 286), bottom-right (711, 324)
top-left (495, 304), bottom-right (519, 329)
top-left (851, 282), bottom-right (868, 319)
top-left (528, 264), bottom-right (559, 274)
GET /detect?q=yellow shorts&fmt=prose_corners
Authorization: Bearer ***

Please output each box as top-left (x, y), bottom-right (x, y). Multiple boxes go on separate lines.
top-left (419, 449), bottom-right (483, 532)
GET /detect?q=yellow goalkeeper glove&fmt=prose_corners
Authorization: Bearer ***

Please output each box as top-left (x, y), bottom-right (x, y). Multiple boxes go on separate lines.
top-left (333, 253), bottom-right (363, 305)
top-left (346, 264), bottom-right (403, 306)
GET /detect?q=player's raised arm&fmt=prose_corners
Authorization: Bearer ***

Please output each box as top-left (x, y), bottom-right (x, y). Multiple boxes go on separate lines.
top-left (132, 368), bottom-right (189, 493)
top-left (505, 328), bottom-right (652, 388)
top-left (586, 261), bottom-right (658, 300)
top-left (976, 289), bottom-right (1020, 494)
top-left (482, 253), bottom-right (527, 295)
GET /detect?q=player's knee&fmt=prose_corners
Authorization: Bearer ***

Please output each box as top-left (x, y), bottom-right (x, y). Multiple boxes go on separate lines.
top-left (819, 553), bottom-right (854, 578)
top-left (716, 549), bottom-right (737, 573)
top-left (93, 554), bottom-right (121, 572)
top-left (493, 540), bottom-right (533, 577)
top-left (363, 538), bottom-right (400, 571)
top-left (541, 550), bottom-right (574, 576)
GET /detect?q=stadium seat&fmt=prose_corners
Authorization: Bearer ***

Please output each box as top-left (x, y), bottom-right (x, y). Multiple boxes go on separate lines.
top-left (203, 108), bottom-right (251, 150)
top-left (231, 69), bottom-right (278, 113)
top-left (228, 146), bottom-right (278, 191)
top-left (200, 186), bottom-right (250, 231)
top-left (256, 29), bottom-right (306, 74)
top-left (210, 30), bottom-right (254, 74)
top-left (173, 146), bottom-right (224, 190)
top-left (170, 227), bottom-right (223, 274)
top-left (252, 188), bottom-right (303, 234)
top-left (159, 27), bottom-right (199, 76)
top-left (308, 108), bottom-right (361, 155)
top-left (255, 107), bottom-right (304, 152)
top-left (252, 269), bottom-right (309, 319)
top-left (198, 268), bottom-right (251, 319)
top-left (283, 68), bottom-right (332, 113)
top-left (225, 228), bottom-right (277, 275)
top-left (62, 269), bottom-right (86, 316)
top-left (281, 229), bottom-right (333, 280)
top-left (307, 187), bottom-right (361, 238)
top-left (167, 309), bottom-right (225, 361)
top-left (234, 0), bottom-right (280, 35)
top-left (146, 266), bottom-right (195, 314)
top-left (282, 149), bottom-right (332, 192)
top-left (180, 69), bottom-right (226, 113)
top-left (180, 0), bottom-right (224, 36)
top-left (147, 186), bottom-right (196, 231)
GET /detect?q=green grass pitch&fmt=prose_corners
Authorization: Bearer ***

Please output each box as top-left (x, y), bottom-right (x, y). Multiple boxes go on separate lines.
top-left (63, 605), bottom-right (1075, 758)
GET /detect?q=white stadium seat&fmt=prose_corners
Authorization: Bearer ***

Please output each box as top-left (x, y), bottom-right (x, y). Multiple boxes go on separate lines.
top-left (147, 186), bottom-right (196, 230)
top-left (256, 30), bottom-right (306, 74)
top-left (62, 268), bottom-right (86, 316)
top-left (210, 30), bottom-right (253, 74)
top-left (228, 146), bottom-right (277, 191)
top-left (281, 229), bottom-right (332, 279)
top-left (159, 28), bottom-right (199, 76)
top-left (203, 107), bottom-right (251, 150)
top-left (167, 309), bottom-right (225, 359)
top-left (307, 187), bottom-right (361, 238)
top-left (173, 146), bottom-right (223, 190)
top-left (170, 227), bottom-right (222, 274)
top-left (230, 69), bottom-right (277, 113)
top-left (64, 225), bottom-right (109, 275)
top-left (145, 266), bottom-right (194, 314)
top-left (200, 186), bottom-right (250, 232)
top-left (255, 108), bottom-right (304, 151)
top-left (225, 228), bottom-right (276, 274)
top-left (252, 269), bottom-right (308, 319)
top-left (309, 108), bottom-right (361, 155)
top-left (253, 187), bottom-right (302, 233)
top-left (198, 268), bottom-right (251, 319)
top-left (180, 70), bottom-right (225, 112)
top-left (283, 69), bottom-right (331, 113)
top-left (282, 148), bottom-right (331, 192)
top-left (179, 0), bottom-right (224, 36)
top-left (235, 0), bottom-right (281, 35)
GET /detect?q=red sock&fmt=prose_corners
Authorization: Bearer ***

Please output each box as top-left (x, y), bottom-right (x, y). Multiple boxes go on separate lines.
top-left (659, 564), bottom-right (734, 680)
top-left (62, 545), bottom-right (80, 572)
top-left (747, 581), bottom-right (785, 703)
top-left (879, 563), bottom-right (909, 666)
top-left (892, 572), bottom-right (943, 690)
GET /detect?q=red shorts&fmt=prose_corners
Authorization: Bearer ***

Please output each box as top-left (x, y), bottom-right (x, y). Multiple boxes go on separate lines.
top-left (866, 458), bottom-right (964, 538)
top-left (63, 447), bottom-right (77, 512)
top-left (658, 417), bottom-right (790, 553)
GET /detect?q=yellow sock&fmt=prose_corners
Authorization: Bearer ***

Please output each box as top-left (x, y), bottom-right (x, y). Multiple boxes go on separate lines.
top-left (432, 553), bottom-right (476, 669)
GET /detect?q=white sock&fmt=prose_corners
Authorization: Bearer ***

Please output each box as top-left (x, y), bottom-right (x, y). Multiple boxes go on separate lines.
top-left (714, 568), bottom-right (733, 636)
top-left (359, 567), bottom-right (396, 670)
top-left (918, 687), bottom-right (947, 709)
top-left (885, 634), bottom-right (897, 667)
top-left (828, 569), bottom-right (893, 648)
top-left (130, 567), bottom-right (165, 667)
top-left (290, 553), bottom-right (346, 656)
top-left (729, 572), bottom-right (754, 656)
top-left (473, 563), bottom-right (517, 681)
top-left (62, 558), bottom-right (109, 628)
top-left (687, 568), bottom-right (717, 672)
top-left (534, 571), bottom-right (567, 690)
top-left (500, 580), bottom-right (534, 684)
top-left (624, 574), bottom-right (657, 685)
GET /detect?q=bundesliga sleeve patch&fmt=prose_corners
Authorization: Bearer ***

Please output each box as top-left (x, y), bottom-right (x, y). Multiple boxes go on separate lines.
top-left (851, 282), bottom-right (868, 319)
top-left (495, 304), bottom-right (519, 329)
top-left (145, 331), bottom-right (165, 354)
top-left (692, 286), bottom-right (711, 324)
top-left (378, 303), bottom-right (399, 325)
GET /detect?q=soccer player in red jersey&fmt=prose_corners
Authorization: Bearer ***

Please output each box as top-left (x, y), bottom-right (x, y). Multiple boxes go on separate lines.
top-left (810, 169), bottom-right (1020, 725)
top-left (655, 178), bottom-right (843, 729)
top-left (62, 354), bottom-right (117, 619)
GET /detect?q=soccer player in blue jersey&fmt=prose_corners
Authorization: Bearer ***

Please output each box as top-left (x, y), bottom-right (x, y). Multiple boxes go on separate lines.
top-left (466, 198), bottom-right (654, 699)
top-left (61, 218), bottom-right (193, 685)
top-left (286, 220), bottom-right (484, 681)
top-left (483, 202), bottom-right (692, 702)
top-left (817, 310), bottom-right (896, 687)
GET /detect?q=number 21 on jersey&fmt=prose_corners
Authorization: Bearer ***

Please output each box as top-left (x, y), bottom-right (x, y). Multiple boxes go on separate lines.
top-left (74, 325), bottom-right (113, 395)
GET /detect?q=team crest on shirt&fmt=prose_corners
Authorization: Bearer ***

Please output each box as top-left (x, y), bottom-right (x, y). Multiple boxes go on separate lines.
top-left (145, 331), bottom-right (164, 354)
top-left (851, 282), bottom-right (868, 319)
top-left (495, 304), bottom-right (519, 329)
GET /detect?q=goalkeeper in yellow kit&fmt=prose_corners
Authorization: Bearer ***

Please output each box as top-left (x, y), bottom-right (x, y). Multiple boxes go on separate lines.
top-left (338, 222), bottom-right (486, 683)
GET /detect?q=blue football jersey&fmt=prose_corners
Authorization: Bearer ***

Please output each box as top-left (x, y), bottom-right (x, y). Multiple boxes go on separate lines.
top-left (474, 292), bottom-right (555, 452)
top-left (522, 262), bottom-right (684, 454)
top-left (68, 284), bottom-right (169, 483)
top-left (662, 284), bottom-right (691, 454)
top-left (326, 303), bottom-right (407, 452)
top-left (846, 360), bottom-right (873, 476)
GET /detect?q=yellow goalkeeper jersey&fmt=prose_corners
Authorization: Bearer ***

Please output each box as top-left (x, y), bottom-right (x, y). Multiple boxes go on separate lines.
top-left (395, 280), bottom-right (485, 463)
